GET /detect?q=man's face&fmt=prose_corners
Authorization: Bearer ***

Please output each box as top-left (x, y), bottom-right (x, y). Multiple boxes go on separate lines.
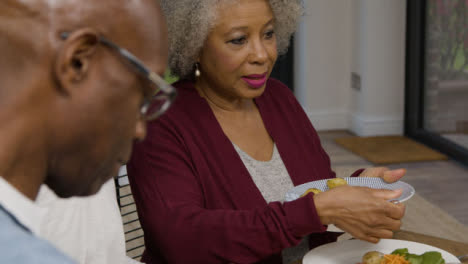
top-left (46, 3), bottom-right (168, 197)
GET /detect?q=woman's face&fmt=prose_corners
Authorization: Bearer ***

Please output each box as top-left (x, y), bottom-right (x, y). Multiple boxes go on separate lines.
top-left (197, 0), bottom-right (277, 102)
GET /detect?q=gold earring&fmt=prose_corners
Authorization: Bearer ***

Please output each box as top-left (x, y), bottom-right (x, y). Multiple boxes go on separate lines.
top-left (195, 63), bottom-right (201, 77)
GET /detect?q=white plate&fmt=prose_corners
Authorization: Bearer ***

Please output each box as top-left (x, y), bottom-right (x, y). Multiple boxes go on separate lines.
top-left (285, 177), bottom-right (415, 203)
top-left (303, 239), bottom-right (460, 263)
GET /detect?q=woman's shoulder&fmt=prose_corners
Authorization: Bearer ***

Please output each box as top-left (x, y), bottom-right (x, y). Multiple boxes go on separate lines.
top-left (147, 79), bottom-right (207, 130)
top-left (171, 79), bottom-right (198, 100)
top-left (265, 78), bottom-right (292, 92)
top-left (159, 79), bottom-right (202, 116)
top-left (259, 78), bottom-right (298, 107)
top-left (263, 78), bottom-right (296, 100)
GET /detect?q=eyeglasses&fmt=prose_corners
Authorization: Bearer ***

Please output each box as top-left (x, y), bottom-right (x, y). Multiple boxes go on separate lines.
top-left (60, 32), bottom-right (177, 121)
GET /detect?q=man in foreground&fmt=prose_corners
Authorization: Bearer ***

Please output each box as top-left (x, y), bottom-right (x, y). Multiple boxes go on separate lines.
top-left (0, 0), bottom-right (174, 262)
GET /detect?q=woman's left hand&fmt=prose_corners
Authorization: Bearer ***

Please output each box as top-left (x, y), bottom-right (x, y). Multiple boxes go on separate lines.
top-left (359, 167), bottom-right (406, 183)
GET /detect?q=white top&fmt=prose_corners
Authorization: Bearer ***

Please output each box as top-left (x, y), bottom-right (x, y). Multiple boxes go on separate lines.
top-left (233, 144), bottom-right (309, 264)
top-left (0, 177), bottom-right (77, 264)
top-left (36, 179), bottom-right (138, 264)
top-left (0, 176), bottom-right (45, 234)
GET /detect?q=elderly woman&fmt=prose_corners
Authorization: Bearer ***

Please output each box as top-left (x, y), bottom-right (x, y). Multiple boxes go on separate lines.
top-left (127, 0), bottom-right (406, 263)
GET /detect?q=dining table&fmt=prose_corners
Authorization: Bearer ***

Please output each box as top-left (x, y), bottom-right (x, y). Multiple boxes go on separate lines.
top-left (296, 229), bottom-right (468, 264)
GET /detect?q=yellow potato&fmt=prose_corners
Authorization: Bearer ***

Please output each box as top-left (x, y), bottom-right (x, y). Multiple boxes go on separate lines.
top-left (326, 178), bottom-right (348, 189)
top-left (362, 251), bottom-right (384, 264)
top-left (300, 188), bottom-right (322, 197)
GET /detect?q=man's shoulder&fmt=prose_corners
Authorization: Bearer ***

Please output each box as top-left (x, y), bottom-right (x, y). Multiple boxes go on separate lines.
top-left (0, 207), bottom-right (76, 264)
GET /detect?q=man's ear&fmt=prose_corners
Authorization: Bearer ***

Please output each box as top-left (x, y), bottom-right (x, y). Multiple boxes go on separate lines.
top-left (54, 28), bottom-right (100, 95)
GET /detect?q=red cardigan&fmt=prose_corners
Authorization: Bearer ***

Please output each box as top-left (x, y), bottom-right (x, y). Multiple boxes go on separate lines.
top-left (127, 79), bottom-right (354, 264)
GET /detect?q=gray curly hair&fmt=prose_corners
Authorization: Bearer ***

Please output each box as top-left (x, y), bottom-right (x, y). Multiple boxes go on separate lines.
top-left (160, 0), bottom-right (304, 79)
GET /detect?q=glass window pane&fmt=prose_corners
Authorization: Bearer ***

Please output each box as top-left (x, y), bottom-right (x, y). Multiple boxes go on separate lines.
top-left (424, 0), bottom-right (468, 150)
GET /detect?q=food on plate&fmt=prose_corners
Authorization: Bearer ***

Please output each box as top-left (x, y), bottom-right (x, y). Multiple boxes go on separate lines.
top-left (391, 248), bottom-right (445, 264)
top-left (381, 254), bottom-right (410, 264)
top-left (300, 178), bottom-right (348, 197)
top-left (360, 248), bottom-right (446, 264)
top-left (300, 188), bottom-right (322, 197)
top-left (326, 178), bottom-right (348, 189)
top-left (362, 251), bottom-right (384, 264)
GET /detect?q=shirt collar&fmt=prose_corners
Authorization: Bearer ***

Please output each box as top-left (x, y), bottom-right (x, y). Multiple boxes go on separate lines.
top-left (0, 176), bottom-right (45, 234)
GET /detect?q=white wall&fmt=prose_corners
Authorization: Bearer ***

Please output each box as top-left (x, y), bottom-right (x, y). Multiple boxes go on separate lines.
top-left (294, 0), bottom-right (352, 131)
top-left (295, 0), bottom-right (407, 136)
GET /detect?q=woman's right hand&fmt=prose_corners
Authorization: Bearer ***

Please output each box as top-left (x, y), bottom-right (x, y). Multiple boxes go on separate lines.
top-left (313, 186), bottom-right (405, 243)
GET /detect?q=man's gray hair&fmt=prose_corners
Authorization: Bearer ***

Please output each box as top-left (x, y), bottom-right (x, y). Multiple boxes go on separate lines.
top-left (161, 0), bottom-right (304, 79)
